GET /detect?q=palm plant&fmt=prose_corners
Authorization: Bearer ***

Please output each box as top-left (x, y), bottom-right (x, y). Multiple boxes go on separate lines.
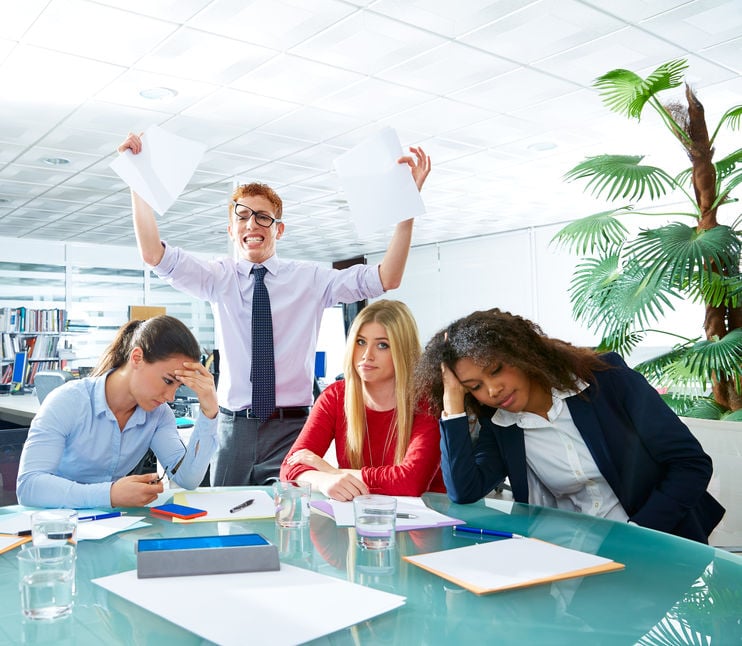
top-left (552, 59), bottom-right (742, 419)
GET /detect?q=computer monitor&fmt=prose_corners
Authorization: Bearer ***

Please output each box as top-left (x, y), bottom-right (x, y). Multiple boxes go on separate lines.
top-left (11, 351), bottom-right (28, 392)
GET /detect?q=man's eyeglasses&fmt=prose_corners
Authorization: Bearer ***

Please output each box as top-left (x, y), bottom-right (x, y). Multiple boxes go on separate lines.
top-left (232, 201), bottom-right (280, 228)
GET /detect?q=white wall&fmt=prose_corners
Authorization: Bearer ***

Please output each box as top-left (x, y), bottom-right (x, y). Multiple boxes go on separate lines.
top-left (369, 221), bottom-right (698, 366)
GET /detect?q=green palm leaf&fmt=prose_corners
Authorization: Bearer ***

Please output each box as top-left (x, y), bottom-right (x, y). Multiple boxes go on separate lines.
top-left (690, 272), bottom-right (742, 307)
top-left (722, 408), bottom-right (742, 421)
top-left (569, 255), bottom-right (620, 322)
top-left (634, 344), bottom-right (697, 385)
top-left (710, 104), bottom-right (742, 143)
top-left (682, 398), bottom-right (727, 420)
top-left (596, 328), bottom-right (644, 355)
top-left (680, 329), bottom-right (742, 389)
top-left (594, 59), bottom-right (688, 119)
top-left (576, 259), bottom-right (678, 341)
top-left (627, 223), bottom-right (741, 289)
top-left (713, 170), bottom-right (742, 209)
top-left (714, 149), bottom-right (742, 181)
top-left (550, 208), bottom-right (629, 255)
top-left (565, 155), bottom-right (676, 202)
top-left (674, 166), bottom-right (693, 188)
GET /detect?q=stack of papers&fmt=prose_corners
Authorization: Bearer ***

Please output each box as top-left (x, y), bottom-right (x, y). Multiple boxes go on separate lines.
top-left (311, 496), bottom-right (463, 531)
top-left (0, 510), bottom-right (148, 542)
top-left (404, 537), bottom-right (624, 595)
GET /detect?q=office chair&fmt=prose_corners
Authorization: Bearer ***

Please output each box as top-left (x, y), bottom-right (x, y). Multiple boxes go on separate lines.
top-left (34, 370), bottom-right (74, 405)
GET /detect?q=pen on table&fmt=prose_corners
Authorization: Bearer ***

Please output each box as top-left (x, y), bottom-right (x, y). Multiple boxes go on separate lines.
top-left (452, 525), bottom-right (524, 539)
top-left (229, 499), bottom-right (254, 514)
top-left (79, 512), bottom-right (125, 522)
top-left (396, 513), bottom-right (417, 519)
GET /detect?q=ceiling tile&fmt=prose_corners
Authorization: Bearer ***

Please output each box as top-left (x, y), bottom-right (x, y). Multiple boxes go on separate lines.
top-left (182, 88), bottom-right (298, 128)
top-left (232, 54), bottom-right (364, 104)
top-left (24, 0), bottom-right (178, 67)
top-left (0, 1), bottom-right (48, 40)
top-left (292, 11), bottom-right (446, 75)
top-left (193, 0), bottom-right (357, 50)
top-left (378, 42), bottom-right (519, 94)
top-left (135, 28), bottom-right (277, 84)
top-left (460, 0), bottom-right (625, 62)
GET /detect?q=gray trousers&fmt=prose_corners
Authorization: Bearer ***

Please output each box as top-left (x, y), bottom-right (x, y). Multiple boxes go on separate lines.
top-left (210, 413), bottom-right (306, 486)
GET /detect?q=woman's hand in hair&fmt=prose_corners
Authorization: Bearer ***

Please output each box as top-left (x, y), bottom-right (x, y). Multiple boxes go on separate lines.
top-left (286, 449), bottom-right (336, 473)
top-left (441, 362), bottom-right (467, 418)
top-left (110, 474), bottom-right (163, 507)
top-left (174, 362), bottom-right (218, 419)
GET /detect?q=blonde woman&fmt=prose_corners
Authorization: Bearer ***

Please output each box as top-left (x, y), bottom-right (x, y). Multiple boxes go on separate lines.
top-left (281, 300), bottom-right (444, 501)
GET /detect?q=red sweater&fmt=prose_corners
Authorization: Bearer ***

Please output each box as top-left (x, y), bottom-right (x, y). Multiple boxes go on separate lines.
top-left (280, 380), bottom-right (445, 495)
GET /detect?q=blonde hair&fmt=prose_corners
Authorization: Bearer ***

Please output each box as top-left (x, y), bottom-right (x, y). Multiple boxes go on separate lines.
top-left (342, 300), bottom-right (421, 468)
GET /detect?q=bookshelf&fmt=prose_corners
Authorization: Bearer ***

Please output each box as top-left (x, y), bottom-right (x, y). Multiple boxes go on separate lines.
top-left (0, 307), bottom-right (70, 387)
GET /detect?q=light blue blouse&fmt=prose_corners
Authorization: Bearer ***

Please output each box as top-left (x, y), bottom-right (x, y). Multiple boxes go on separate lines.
top-left (16, 374), bottom-right (217, 508)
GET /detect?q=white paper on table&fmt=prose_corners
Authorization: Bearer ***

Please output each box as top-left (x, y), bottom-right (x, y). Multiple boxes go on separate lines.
top-left (93, 563), bottom-right (405, 646)
top-left (173, 489), bottom-right (275, 522)
top-left (77, 516), bottom-right (148, 541)
top-left (404, 538), bottom-right (623, 595)
top-left (109, 125), bottom-right (206, 216)
top-left (333, 127), bottom-right (425, 237)
top-left (313, 496), bottom-right (463, 530)
top-left (0, 511), bottom-right (32, 535)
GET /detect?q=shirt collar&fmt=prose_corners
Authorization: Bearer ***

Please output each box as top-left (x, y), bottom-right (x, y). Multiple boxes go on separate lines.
top-left (94, 371), bottom-right (146, 426)
top-left (491, 379), bottom-right (589, 427)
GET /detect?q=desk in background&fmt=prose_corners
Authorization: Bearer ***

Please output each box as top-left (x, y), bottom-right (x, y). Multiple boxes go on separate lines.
top-left (0, 491), bottom-right (740, 645)
top-left (0, 394), bottom-right (38, 427)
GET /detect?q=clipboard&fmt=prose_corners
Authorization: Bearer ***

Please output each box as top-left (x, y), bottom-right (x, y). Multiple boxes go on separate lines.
top-left (404, 537), bottom-right (624, 595)
top-left (0, 534), bottom-right (32, 554)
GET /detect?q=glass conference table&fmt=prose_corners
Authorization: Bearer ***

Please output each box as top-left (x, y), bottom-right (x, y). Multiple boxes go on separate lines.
top-left (1, 490), bottom-right (740, 645)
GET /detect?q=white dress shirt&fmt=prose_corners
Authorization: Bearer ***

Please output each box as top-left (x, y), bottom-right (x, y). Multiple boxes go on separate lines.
top-left (152, 243), bottom-right (384, 410)
top-left (492, 384), bottom-right (629, 522)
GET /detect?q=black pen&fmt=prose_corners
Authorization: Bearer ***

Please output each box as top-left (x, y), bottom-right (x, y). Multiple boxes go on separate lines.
top-left (229, 498), bottom-right (254, 514)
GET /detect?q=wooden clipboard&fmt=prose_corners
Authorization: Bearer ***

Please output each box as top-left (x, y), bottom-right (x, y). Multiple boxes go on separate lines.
top-left (404, 537), bottom-right (624, 595)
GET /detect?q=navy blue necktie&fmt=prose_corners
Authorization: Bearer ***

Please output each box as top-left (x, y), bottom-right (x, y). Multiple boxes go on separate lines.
top-left (250, 266), bottom-right (275, 422)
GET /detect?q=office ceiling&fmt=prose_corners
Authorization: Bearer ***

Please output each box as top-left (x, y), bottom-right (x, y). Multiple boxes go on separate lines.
top-left (0, 0), bottom-right (740, 263)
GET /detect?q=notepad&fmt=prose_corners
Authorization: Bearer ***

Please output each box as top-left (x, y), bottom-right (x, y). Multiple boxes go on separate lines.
top-left (171, 490), bottom-right (275, 522)
top-left (404, 537), bottom-right (624, 595)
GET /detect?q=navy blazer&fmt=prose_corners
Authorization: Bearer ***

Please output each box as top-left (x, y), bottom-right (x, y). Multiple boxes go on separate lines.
top-left (440, 353), bottom-right (725, 543)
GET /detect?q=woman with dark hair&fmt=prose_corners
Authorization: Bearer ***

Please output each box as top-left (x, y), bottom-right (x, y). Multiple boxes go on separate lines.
top-left (17, 315), bottom-right (218, 509)
top-left (415, 308), bottom-right (724, 543)
top-left (281, 300), bottom-right (444, 500)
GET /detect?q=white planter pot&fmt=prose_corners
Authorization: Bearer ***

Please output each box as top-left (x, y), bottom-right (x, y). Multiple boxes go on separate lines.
top-left (682, 417), bottom-right (742, 549)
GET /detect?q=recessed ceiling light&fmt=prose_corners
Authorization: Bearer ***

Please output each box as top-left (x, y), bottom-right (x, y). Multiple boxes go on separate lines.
top-left (42, 157), bottom-right (70, 166)
top-left (527, 142), bottom-right (557, 152)
top-left (139, 86), bottom-right (178, 100)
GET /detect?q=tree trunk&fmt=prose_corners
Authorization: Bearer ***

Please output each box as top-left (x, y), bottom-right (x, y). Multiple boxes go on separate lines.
top-left (685, 86), bottom-right (741, 411)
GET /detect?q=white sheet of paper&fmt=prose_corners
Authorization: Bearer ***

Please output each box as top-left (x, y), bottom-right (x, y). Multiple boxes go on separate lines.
top-left (77, 516), bottom-right (148, 541)
top-left (93, 564), bottom-right (405, 646)
top-left (333, 127), bottom-right (425, 236)
top-left (110, 125), bottom-right (206, 216)
top-left (0, 511), bottom-right (32, 535)
top-left (325, 496), bottom-right (462, 530)
top-left (405, 538), bottom-right (617, 593)
top-left (174, 489), bottom-right (275, 522)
